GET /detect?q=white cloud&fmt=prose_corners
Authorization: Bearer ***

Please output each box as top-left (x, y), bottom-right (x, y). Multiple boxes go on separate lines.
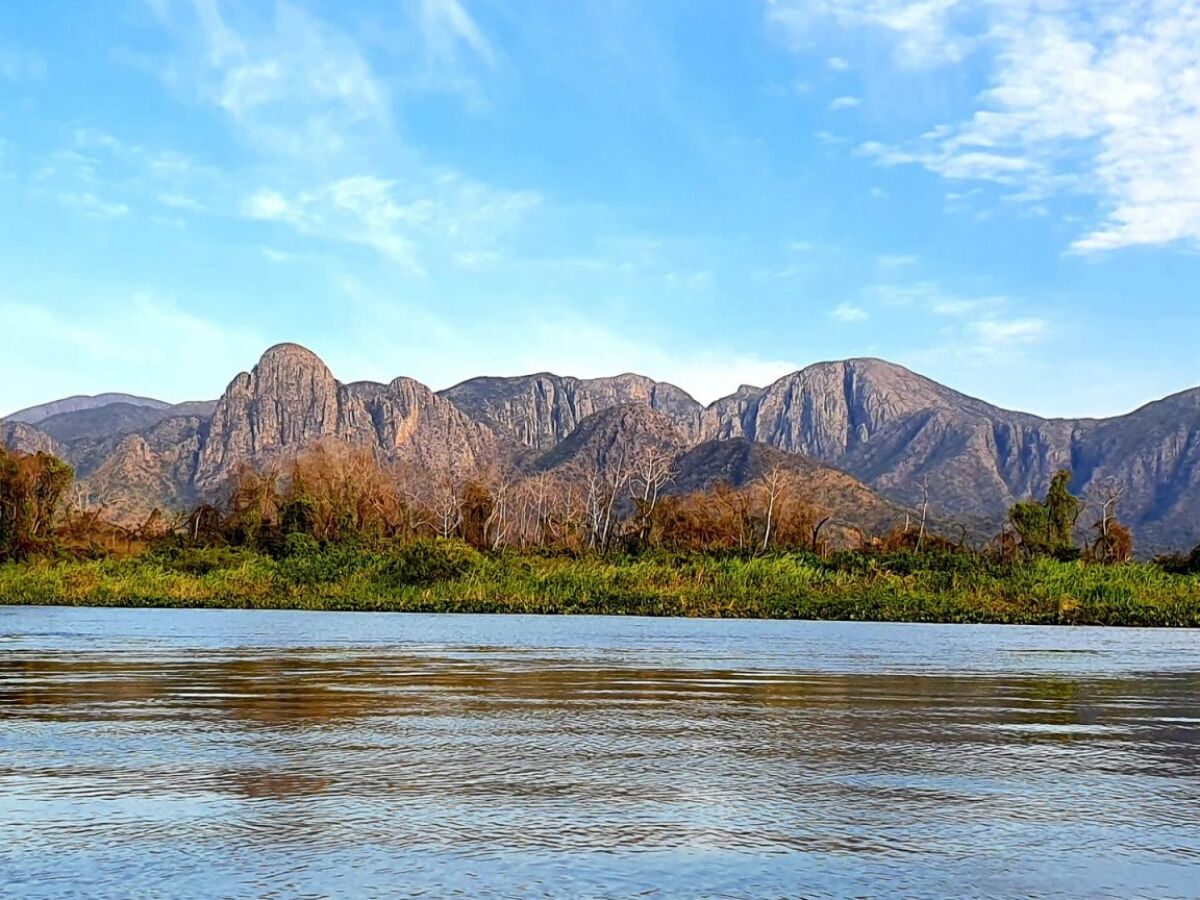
top-left (878, 254), bottom-right (916, 268)
top-left (159, 192), bottom-right (204, 211)
top-left (243, 188), bottom-right (303, 225)
top-left (773, 0), bottom-right (1200, 253)
top-left (260, 246), bottom-right (298, 263)
top-left (767, 0), bottom-right (976, 67)
top-left (827, 56), bottom-right (850, 71)
top-left (57, 192), bottom-right (131, 220)
top-left (831, 302), bottom-right (869, 322)
top-left (34, 129), bottom-right (218, 226)
top-left (240, 173), bottom-right (541, 273)
top-left (968, 316), bottom-right (1048, 350)
top-left (125, 2), bottom-right (540, 274)
top-left (150, 0), bottom-right (388, 157)
top-left (930, 299), bottom-right (977, 316)
top-left (829, 95), bottom-right (861, 111)
top-left (516, 311), bottom-right (797, 405)
top-left (419, 0), bottom-right (495, 66)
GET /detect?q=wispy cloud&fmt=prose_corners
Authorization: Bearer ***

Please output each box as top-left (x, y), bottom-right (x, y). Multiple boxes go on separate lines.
top-left (419, 0), bottom-right (495, 66)
top-left (35, 128), bottom-right (215, 223)
top-left (829, 95), bottom-right (861, 111)
top-left (771, 0), bottom-right (1200, 253)
top-left (148, 0), bottom-right (389, 157)
top-left (260, 246), bottom-right (298, 263)
top-left (242, 173), bottom-right (541, 273)
top-left (860, 279), bottom-right (1048, 356)
top-left (119, 0), bottom-right (541, 273)
top-left (57, 192), bottom-right (131, 220)
top-left (831, 302), bottom-right (868, 322)
top-left (968, 316), bottom-right (1047, 350)
top-left (767, 0), bottom-right (977, 67)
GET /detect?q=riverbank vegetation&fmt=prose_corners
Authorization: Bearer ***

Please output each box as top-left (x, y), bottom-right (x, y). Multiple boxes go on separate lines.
top-left (2, 444), bottom-right (1199, 624)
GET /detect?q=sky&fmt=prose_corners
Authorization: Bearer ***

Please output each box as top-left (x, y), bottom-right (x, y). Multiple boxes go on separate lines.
top-left (2, 0), bottom-right (1199, 418)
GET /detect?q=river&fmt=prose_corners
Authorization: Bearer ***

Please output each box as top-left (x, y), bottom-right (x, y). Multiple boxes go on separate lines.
top-left (1, 607), bottom-right (1197, 898)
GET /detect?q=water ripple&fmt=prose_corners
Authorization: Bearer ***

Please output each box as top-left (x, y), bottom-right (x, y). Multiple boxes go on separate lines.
top-left (1, 608), bottom-right (1198, 898)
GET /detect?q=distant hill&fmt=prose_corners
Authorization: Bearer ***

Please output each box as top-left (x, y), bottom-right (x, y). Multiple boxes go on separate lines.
top-left (5, 393), bottom-right (170, 425)
top-left (528, 404), bottom-right (689, 475)
top-left (670, 439), bottom-right (904, 541)
top-left (35, 401), bottom-right (217, 444)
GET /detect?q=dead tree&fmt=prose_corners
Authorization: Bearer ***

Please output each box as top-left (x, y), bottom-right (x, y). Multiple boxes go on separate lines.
top-left (917, 474), bottom-right (930, 551)
top-left (759, 465), bottom-right (790, 552)
top-left (629, 446), bottom-right (677, 547)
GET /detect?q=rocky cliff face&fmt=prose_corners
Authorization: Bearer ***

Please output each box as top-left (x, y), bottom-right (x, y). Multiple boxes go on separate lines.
top-left (0, 422), bottom-right (63, 457)
top-left (441, 372), bottom-right (702, 450)
top-left (698, 359), bottom-right (1200, 553)
top-left (194, 343), bottom-right (500, 491)
top-left (1069, 390), bottom-right (1200, 553)
top-left (77, 416), bottom-right (207, 524)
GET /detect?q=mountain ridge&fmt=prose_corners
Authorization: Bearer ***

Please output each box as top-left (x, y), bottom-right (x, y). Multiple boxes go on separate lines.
top-left (5, 344), bottom-right (1199, 554)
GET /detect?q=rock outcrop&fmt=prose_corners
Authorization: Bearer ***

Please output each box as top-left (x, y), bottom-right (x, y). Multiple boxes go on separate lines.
top-left (194, 343), bottom-right (500, 491)
top-left (441, 372), bottom-right (701, 450)
top-left (77, 416), bottom-right (207, 524)
top-left (0, 421), bottom-right (63, 457)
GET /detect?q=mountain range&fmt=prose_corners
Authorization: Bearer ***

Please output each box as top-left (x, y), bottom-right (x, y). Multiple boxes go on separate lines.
top-left (4, 342), bottom-right (1199, 554)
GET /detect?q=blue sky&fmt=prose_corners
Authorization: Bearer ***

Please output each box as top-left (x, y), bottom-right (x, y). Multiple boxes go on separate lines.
top-left (2, 0), bottom-right (1199, 417)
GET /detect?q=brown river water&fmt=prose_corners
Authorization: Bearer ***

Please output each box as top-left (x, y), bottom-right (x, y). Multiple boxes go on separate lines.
top-left (1, 606), bottom-right (1198, 898)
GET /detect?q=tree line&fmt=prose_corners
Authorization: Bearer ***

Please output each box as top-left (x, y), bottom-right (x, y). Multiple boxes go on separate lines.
top-left (1, 442), bottom-right (1197, 570)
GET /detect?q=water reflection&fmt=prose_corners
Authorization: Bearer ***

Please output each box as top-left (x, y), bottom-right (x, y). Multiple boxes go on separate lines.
top-left (0, 609), bottom-right (1198, 898)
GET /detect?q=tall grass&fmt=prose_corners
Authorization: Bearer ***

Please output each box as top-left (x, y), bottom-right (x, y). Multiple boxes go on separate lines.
top-left (2, 543), bottom-right (1199, 625)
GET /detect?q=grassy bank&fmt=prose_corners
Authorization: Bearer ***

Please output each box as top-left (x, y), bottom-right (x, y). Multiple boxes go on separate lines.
top-left (2, 542), bottom-right (1200, 626)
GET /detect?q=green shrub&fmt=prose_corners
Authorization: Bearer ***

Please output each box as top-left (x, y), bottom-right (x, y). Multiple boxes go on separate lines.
top-left (377, 539), bottom-right (483, 588)
top-left (275, 541), bottom-right (370, 587)
top-left (281, 532), bottom-right (321, 558)
top-left (148, 545), bottom-right (256, 576)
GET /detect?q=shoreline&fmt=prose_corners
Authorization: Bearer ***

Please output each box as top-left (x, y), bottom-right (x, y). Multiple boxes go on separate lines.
top-left (4, 599), bottom-right (1200, 629)
top-left (3, 547), bottom-right (1199, 627)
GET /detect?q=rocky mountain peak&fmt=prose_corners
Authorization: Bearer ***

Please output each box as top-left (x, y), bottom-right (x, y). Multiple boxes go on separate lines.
top-left (192, 345), bottom-right (500, 492)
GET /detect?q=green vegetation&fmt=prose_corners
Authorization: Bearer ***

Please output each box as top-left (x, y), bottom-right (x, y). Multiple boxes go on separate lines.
top-left (3, 541), bottom-right (1200, 626)
top-left (2, 446), bottom-right (1199, 625)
